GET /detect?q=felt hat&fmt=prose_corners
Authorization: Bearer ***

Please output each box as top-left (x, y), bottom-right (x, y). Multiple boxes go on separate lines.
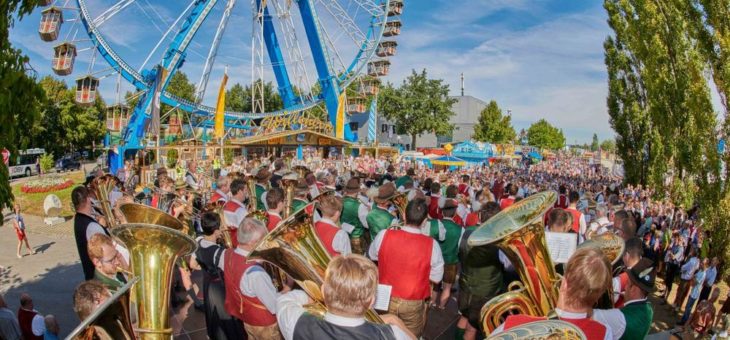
top-left (345, 178), bottom-right (361, 193)
top-left (375, 183), bottom-right (396, 203)
top-left (626, 258), bottom-right (656, 293)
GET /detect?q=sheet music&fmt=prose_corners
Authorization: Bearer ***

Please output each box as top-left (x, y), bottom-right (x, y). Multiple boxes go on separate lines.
top-left (545, 231), bottom-right (577, 264)
top-left (374, 284), bottom-right (392, 311)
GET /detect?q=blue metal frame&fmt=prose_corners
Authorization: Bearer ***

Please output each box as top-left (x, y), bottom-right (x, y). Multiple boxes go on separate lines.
top-left (296, 0), bottom-right (354, 141)
top-left (258, 0), bottom-right (298, 108)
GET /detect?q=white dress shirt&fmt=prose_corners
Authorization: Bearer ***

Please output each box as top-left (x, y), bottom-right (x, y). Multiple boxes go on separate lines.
top-left (217, 248), bottom-right (279, 313)
top-left (318, 218), bottom-right (352, 255)
top-left (368, 226), bottom-right (444, 283)
top-left (276, 290), bottom-right (411, 340)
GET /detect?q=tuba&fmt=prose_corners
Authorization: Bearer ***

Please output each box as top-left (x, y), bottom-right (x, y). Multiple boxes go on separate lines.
top-left (486, 320), bottom-right (586, 340)
top-left (390, 192), bottom-right (407, 221)
top-left (90, 174), bottom-right (123, 229)
top-left (280, 173), bottom-right (300, 219)
top-left (205, 200), bottom-right (234, 249)
top-left (115, 203), bottom-right (197, 339)
top-left (468, 191), bottom-right (559, 334)
top-left (248, 202), bottom-right (382, 323)
top-left (67, 277), bottom-right (138, 340)
top-left (245, 175), bottom-right (258, 212)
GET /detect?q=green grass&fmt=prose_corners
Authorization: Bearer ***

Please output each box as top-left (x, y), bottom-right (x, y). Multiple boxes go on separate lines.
top-left (11, 172), bottom-right (86, 217)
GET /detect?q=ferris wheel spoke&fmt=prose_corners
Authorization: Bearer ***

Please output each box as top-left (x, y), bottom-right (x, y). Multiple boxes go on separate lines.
top-left (271, 0), bottom-right (313, 101)
top-left (92, 0), bottom-right (136, 27)
top-left (317, 15), bottom-right (348, 80)
top-left (139, 0), bottom-right (197, 72)
top-left (196, 0), bottom-right (237, 102)
top-left (349, 0), bottom-right (382, 17)
top-left (316, 0), bottom-right (367, 47)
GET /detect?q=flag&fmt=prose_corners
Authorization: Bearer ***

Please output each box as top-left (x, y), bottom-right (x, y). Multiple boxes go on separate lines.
top-left (335, 90), bottom-right (346, 139)
top-left (145, 66), bottom-right (165, 134)
top-left (214, 71), bottom-right (229, 139)
top-left (367, 98), bottom-right (377, 143)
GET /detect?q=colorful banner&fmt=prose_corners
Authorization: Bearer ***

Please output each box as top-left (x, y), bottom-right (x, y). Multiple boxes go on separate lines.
top-left (335, 91), bottom-right (346, 139)
top-left (214, 72), bottom-right (229, 139)
top-left (367, 97), bottom-right (377, 143)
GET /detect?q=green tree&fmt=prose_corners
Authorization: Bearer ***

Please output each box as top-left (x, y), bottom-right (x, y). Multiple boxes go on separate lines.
top-left (38, 76), bottom-right (105, 155)
top-left (379, 69), bottom-right (456, 147)
top-left (527, 119), bottom-right (565, 150)
top-left (225, 80), bottom-right (283, 113)
top-left (0, 0), bottom-right (47, 220)
top-left (591, 133), bottom-right (599, 151)
top-left (472, 100), bottom-right (516, 144)
top-left (39, 153), bottom-right (54, 174)
top-left (600, 139), bottom-right (616, 153)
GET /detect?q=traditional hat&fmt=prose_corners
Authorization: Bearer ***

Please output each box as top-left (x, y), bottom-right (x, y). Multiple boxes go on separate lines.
top-left (175, 179), bottom-right (187, 190)
top-left (295, 179), bottom-right (309, 195)
top-left (442, 198), bottom-right (458, 211)
top-left (626, 258), bottom-right (656, 293)
top-left (375, 183), bottom-right (396, 203)
top-left (345, 178), bottom-right (361, 193)
top-left (255, 168), bottom-right (271, 181)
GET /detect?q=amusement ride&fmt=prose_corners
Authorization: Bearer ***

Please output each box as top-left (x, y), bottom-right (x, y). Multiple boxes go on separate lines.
top-left (37, 0), bottom-right (404, 173)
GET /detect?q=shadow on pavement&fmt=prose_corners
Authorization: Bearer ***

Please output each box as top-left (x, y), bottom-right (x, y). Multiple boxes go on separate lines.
top-left (35, 241), bottom-right (56, 254)
top-left (1, 263), bottom-right (83, 338)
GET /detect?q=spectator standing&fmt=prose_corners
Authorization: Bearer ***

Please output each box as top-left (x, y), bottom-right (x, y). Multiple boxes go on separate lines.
top-left (0, 294), bottom-right (21, 340)
top-left (698, 257), bottom-right (719, 302)
top-left (17, 293), bottom-right (45, 340)
top-left (679, 258), bottom-right (709, 325)
top-left (43, 315), bottom-right (59, 340)
top-left (662, 233), bottom-right (685, 303)
top-left (13, 203), bottom-right (35, 259)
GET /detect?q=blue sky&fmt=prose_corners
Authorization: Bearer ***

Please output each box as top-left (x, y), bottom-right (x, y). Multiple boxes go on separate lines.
top-left (11, 0), bottom-right (614, 143)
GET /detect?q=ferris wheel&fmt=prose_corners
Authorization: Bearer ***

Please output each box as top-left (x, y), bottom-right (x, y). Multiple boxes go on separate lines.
top-left (37, 0), bottom-right (403, 171)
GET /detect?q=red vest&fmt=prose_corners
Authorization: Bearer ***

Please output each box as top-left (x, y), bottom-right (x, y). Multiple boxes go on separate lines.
top-left (464, 212), bottom-right (480, 227)
top-left (503, 314), bottom-right (607, 340)
top-left (566, 208), bottom-right (582, 234)
top-left (150, 194), bottom-right (159, 209)
top-left (458, 183), bottom-right (469, 196)
top-left (18, 308), bottom-right (42, 340)
top-left (224, 200), bottom-right (246, 245)
top-left (555, 194), bottom-right (569, 209)
top-left (453, 214), bottom-right (464, 227)
top-left (428, 196), bottom-right (442, 219)
top-left (223, 249), bottom-right (277, 326)
top-left (314, 220), bottom-right (340, 257)
top-left (500, 197), bottom-right (515, 210)
top-left (210, 191), bottom-right (227, 204)
top-left (378, 229), bottom-right (433, 300)
top-left (267, 212), bottom-right (282, 232)
top-left (614, 272), bottom-right (629, 308)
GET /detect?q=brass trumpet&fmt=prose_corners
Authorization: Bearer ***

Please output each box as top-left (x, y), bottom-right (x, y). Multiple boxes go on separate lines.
top-left (469, 191), bottom-right (559, 334)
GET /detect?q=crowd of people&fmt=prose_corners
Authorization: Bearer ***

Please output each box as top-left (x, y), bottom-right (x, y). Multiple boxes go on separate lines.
top-left (3, 150), bottom-right (730, 340)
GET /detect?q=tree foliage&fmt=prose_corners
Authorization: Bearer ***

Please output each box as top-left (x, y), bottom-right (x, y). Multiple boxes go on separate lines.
top-left (0, 0), bottom-right (45, 219)
top-left (38, 76), bottom-right (106, 156)
top-left (472, 100), bottom-right (516, 144)
top-left (604, 0), bottom-right (730, 275)
top-left (527, 119), bottom-right (565, 150)
top-left (225, 80), bottom-right (283, 113)
top-left (600, 139), bottom-right (617, 153)
top-left (379, 69), bottom-right (456, 147)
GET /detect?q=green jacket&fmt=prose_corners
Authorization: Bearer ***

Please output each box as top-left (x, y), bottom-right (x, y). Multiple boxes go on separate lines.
top-left (342, 196), bottom-right (365, 238)
top-left (367, 206), bottom-right (394, 240)
top-left (394, 175), bottom-right (412, 189)
top-left (255, 184), bottom-right (267, 211)
top-left (619, 300), bottom-right (653, 340)
top-left (439, 218), bottom-right (462, 264)
top-left (459, 226), bottom-right (504, 298)
top-left (94, 269), bottom-right (125, 293)
top-left (291, 198), bottom-right (308, 216)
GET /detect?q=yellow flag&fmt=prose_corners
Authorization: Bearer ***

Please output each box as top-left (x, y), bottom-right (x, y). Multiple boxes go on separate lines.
top-left (335, 91), bottom-right (346, 139)
top-left (214, 72), bottom-right (228, 139)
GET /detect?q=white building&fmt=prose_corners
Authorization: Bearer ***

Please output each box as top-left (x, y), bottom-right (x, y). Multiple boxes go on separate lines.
top-left (416, 95), bottom-right (488, 148)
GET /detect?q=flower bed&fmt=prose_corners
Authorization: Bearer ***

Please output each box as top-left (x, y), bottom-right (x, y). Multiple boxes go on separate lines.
top-left (21, 177), bottom-right (74, 194)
